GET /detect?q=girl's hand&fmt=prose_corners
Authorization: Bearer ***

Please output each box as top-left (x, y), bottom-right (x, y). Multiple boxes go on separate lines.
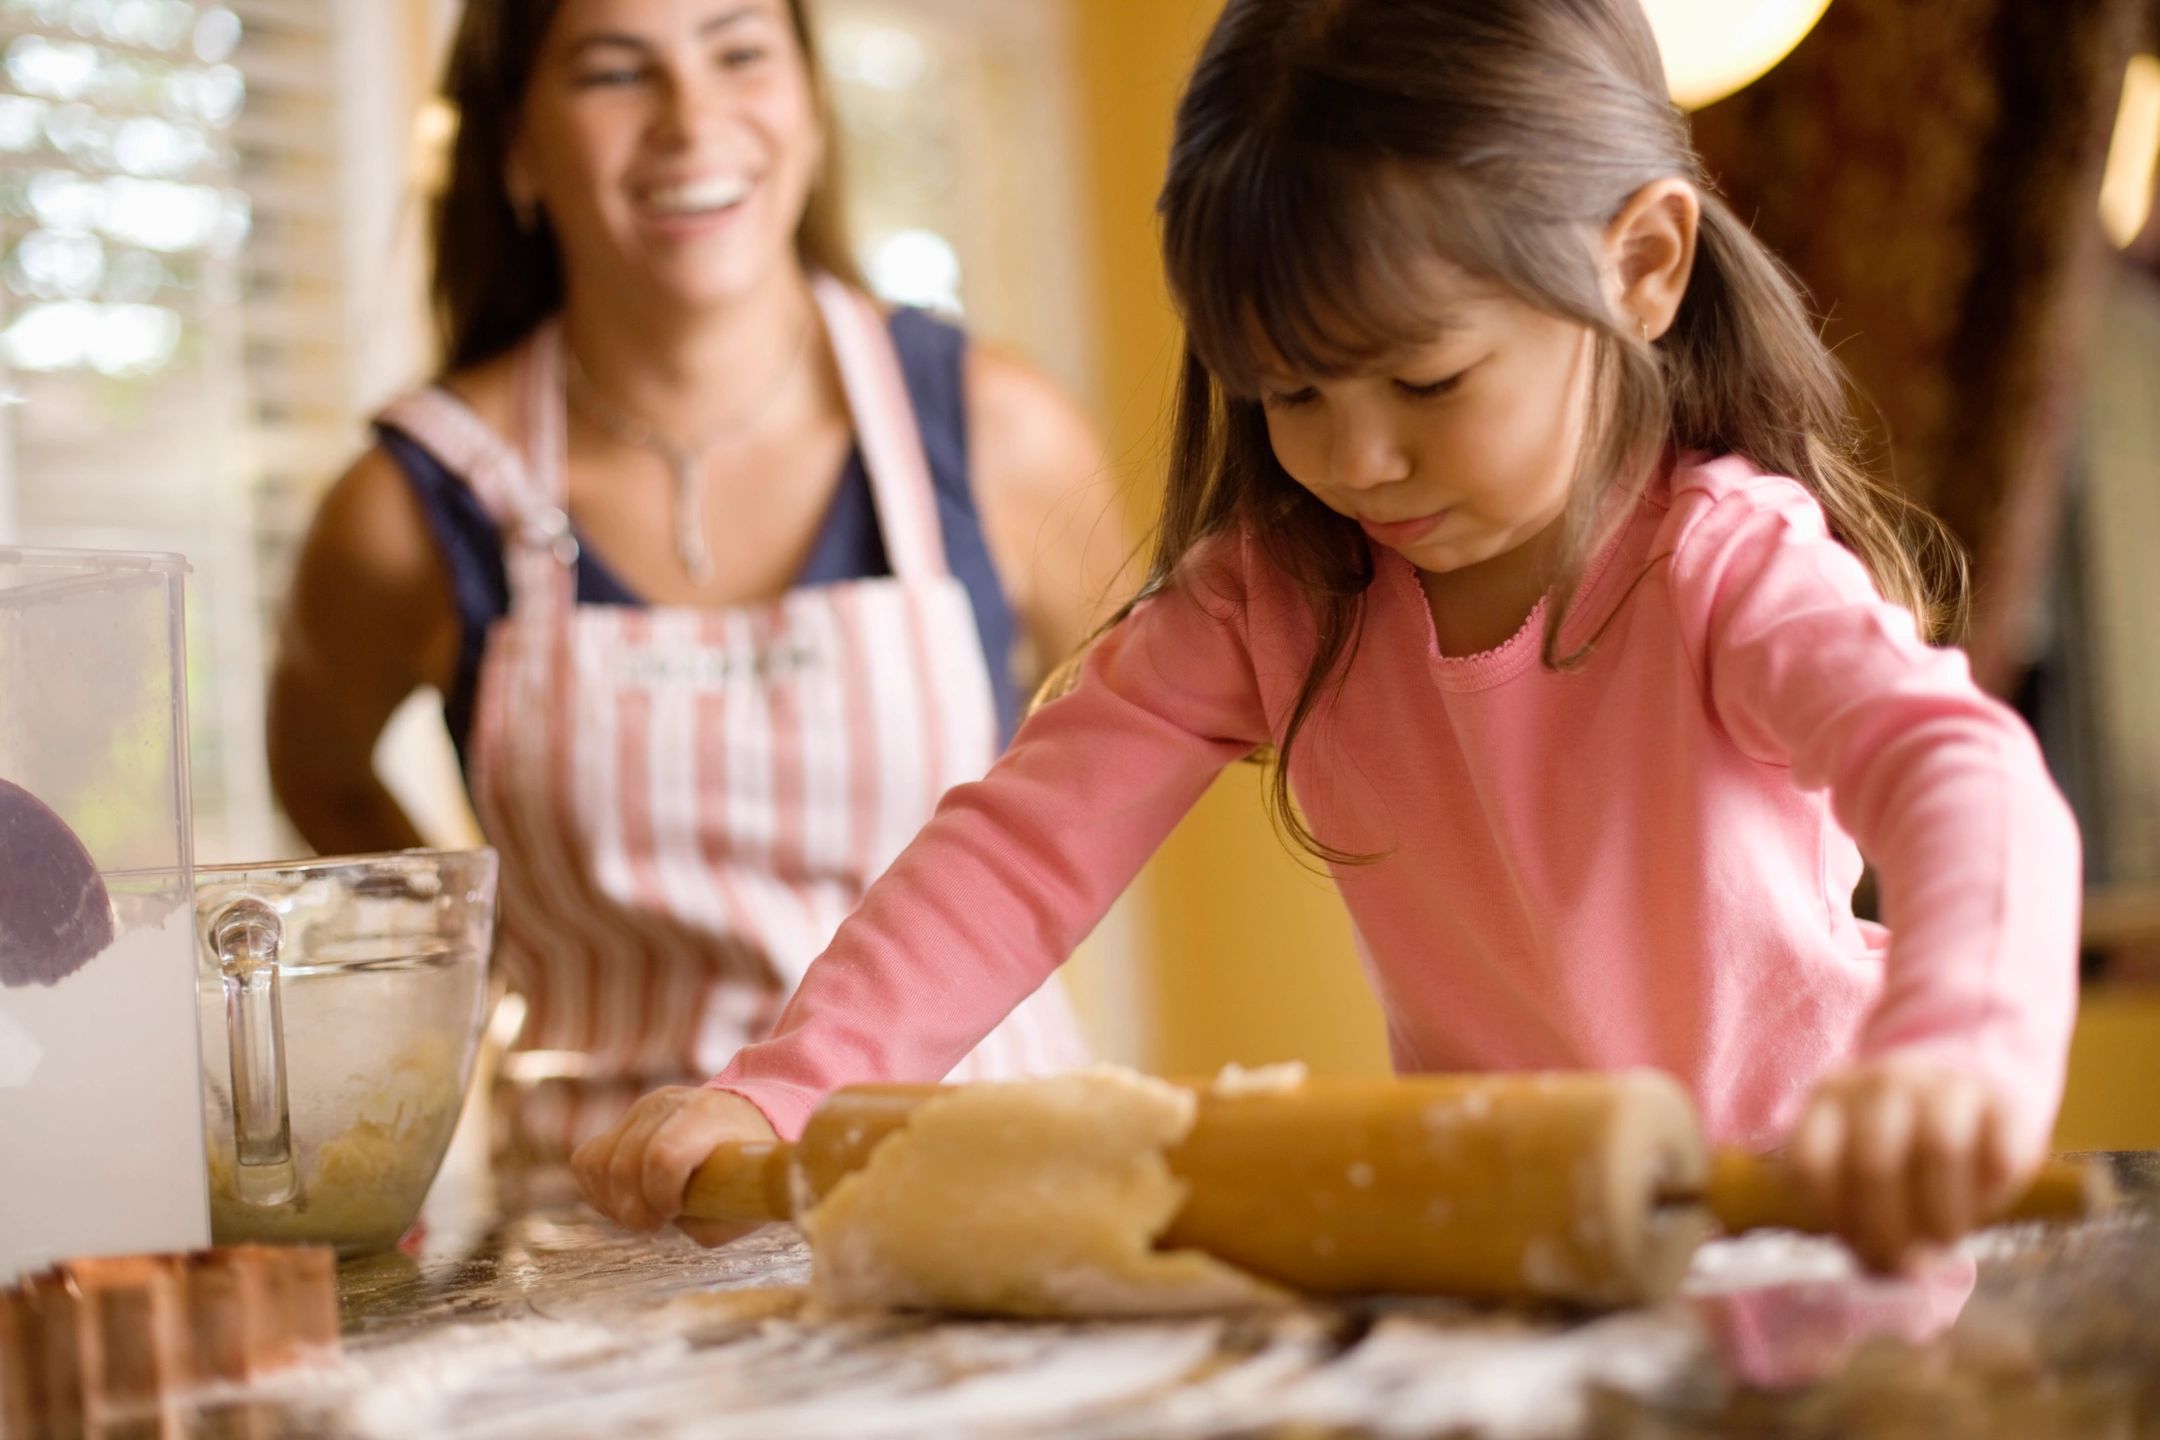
top-left (572, 1086), bottom-right (778, 1247)
top-left (1787, 1058), bottom-right (2032, 1273)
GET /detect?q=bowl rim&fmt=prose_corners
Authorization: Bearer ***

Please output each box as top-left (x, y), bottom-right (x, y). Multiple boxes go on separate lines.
top-left (196, 846), bottom-right (497, 878)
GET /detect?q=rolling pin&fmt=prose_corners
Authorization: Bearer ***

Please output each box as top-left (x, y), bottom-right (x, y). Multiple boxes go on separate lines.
top-left (682, 1072), bottom-right (2114, 1307)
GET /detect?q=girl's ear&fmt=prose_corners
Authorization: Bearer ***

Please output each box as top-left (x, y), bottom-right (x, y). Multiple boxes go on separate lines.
top-left (1601, 178), bottom-right (1701, 343)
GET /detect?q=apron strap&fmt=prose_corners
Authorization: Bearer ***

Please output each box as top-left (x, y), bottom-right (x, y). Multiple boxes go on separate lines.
top-left (375, 389), bottom-right (532, 530)
top-left (374, 335), bottom-right (579, 626)
top-left (811, 274), bottom-right (952, 581)
top-left (499, 321), bottom-right (579, 622)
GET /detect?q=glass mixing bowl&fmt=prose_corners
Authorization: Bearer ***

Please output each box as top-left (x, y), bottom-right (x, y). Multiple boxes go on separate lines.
top-left (195, 849), bottom-right (496, 1253)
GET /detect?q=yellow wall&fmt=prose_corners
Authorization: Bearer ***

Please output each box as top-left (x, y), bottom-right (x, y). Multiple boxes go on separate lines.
top-left (1071, 0), bottom-right (1391, 1079)
top-left (2055, 990), bottom-right (2160, 1151)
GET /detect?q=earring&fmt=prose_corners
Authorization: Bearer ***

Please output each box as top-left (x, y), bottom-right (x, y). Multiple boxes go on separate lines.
top-left (1639, 318), bottom-right (1653, 345)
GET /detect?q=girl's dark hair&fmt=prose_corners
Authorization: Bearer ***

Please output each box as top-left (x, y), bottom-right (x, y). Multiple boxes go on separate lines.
top-left (1088, 0), bottom-right (1966, 863)
top-left (431, 0), bottom-right (859, 372)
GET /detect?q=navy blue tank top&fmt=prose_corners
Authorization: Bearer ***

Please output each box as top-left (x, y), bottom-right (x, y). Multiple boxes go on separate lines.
top-left (379, 307), bottom-right (1020, 771)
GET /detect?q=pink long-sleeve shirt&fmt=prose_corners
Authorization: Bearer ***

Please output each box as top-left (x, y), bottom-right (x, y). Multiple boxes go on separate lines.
top-left (711, 454), bottom-right (2081, 1152)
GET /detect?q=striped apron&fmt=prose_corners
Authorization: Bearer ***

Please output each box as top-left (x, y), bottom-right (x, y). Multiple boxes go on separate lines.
top-left (378, 276), bottom-right (1090, 1159)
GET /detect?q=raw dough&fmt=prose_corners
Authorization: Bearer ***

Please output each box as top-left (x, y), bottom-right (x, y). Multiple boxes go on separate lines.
top-left (1209, 1060), bottom-right (1309, 1096)
top-left (801, 1068), bottom-right (1292, 1318)
top-left (207, 1036), bottom-right (461, 1252)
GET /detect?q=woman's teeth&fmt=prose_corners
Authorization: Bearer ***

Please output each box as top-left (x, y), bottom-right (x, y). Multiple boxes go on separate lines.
top-left (644, 176), bottom-right (752, 216)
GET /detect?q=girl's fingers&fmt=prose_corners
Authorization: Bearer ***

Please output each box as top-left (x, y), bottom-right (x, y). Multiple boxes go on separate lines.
top-left (570, 1125), bottom-right (621, 1218)
top-left (1909, 1079), bottom-right (1984, 1245)
top-left (1791, 1063), bottom-right (2025, 1270)
top-left (571, 1089), bottom-right (780, 1237)
top-left (1974, 1099), bottom-right (2025, 1218)
top-left (606, 1093), bottom-right (687, 1230)
top-left (1787, 1092), bottom-right (1847, 1216)
top-left (642, 1103), bottom-right (733, 1223)
top-left (1845, 1080), bottom-right (1917, 1272)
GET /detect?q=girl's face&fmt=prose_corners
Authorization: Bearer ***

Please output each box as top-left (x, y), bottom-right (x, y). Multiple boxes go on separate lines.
top-left (1257, 267), bottom-right (1595, 580)
top-left (512, 0), bottom-right (821, 312)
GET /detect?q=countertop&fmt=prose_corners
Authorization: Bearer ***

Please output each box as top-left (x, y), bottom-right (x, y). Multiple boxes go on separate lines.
top-left (174, 1153), bottom-right (2157, 1439)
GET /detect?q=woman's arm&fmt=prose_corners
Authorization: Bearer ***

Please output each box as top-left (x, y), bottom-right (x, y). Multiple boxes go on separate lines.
top-left (966, 343), bottom-right (1136, 683)
top-left (267, 445), bottom-right (461, 855)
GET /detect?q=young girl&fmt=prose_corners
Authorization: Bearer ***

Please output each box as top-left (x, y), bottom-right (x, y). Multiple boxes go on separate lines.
top-left (575, 0), bottom-right (2080, 1270)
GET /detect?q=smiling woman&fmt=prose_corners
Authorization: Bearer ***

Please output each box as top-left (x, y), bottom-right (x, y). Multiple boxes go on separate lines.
top-left (266, 0), bottom-right (1122, 1163)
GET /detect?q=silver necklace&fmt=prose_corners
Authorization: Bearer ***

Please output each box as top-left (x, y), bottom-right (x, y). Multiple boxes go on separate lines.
top-left (562, 312), bottom-right (818, 583)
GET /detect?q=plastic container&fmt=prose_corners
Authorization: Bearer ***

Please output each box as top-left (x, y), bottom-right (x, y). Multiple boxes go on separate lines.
top-left (0, 547), bottom-right (208, 1283)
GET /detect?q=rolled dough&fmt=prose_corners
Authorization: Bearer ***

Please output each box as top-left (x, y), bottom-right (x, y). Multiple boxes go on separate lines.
top-left (800, 1068), bottom-right (1292, 1318)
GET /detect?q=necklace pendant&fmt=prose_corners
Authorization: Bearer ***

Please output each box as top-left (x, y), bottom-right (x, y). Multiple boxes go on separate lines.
top-left (562, 310), bottom-right (818, 591)
top-left (674, 454), bottom-right (714, 584)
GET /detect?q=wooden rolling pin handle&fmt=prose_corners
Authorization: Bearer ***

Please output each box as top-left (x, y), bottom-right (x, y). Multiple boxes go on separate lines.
top-left (681, 1141), bottom-right (796, 1226)
top-left (1703, 1151), bottom-right (2116, 1236)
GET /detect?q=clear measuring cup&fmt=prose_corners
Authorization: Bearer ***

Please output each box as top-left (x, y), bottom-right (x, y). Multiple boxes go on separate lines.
top-left (195, 849), bottom-right (497, 1253)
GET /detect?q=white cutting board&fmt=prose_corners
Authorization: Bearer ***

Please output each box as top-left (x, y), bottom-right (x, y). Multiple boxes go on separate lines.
top-left (0, 895), bottom-right (212, 1281)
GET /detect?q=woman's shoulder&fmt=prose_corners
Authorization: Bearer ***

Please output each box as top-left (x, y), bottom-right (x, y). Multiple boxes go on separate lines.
top-left (958, 331), bottom-right (1093, 472)
top-left (368, 348), bottom-right (529, 505)
top-left (951, 328), bottom-right (1128, 639)
top-left (287, 439), bottom-right (458, 674)
top-left (320, 348), bottom-right (529, 603)
top-left (314, 425), bottom-right (459, 576)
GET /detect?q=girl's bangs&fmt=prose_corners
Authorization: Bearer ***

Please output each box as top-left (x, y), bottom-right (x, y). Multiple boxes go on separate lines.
top-left (1167, 145), bottom-right (1473, 397)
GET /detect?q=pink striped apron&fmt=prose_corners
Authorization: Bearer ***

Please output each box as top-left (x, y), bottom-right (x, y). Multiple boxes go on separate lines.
top-left (379, 276), bottom-right (1090, 1160)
